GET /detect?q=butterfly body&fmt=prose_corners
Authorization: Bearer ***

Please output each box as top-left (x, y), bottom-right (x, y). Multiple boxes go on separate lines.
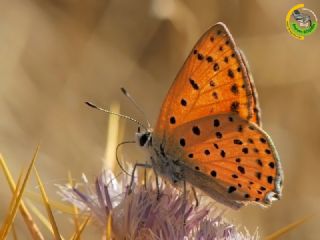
top-left (151, 136), bottom-right (184, 185)
top-left (137, 22), bottom-right (283, 209)
top-left (137, 129), bottom-right (185, 185)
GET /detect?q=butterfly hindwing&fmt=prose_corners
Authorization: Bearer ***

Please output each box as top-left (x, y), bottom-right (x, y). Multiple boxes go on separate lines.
top-left (164, 113), bottom-right (282, 207)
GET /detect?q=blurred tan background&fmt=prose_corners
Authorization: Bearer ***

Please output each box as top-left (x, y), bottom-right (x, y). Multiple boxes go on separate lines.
top-left (0, 0), bottom-right (320, 239)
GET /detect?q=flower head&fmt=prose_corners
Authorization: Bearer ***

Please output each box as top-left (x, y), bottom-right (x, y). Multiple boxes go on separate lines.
top-left (58, 170), bottom-right (258, 239)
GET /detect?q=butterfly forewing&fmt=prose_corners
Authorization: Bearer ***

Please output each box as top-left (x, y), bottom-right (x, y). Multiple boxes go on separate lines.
top-left (166, 113), bottom-right (282, 206)
top-left (238, 49), bottom-right (261, 125)
top-left (155, 22), bottom-right (260, 139)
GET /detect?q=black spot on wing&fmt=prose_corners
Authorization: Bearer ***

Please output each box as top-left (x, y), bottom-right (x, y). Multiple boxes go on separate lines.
top-left (215, 132), bottom-right (223, 139)
top-left (213, 119), bottom-right (220, 127)
top-left (267, 176), bottom-right (273, 184)
top-left (220, 150), bottom-right (226, 158)
top-left (210, 170), bottom-right (217, 177)
top-left (197, 53), bottom-right (204, 60)
top-left (170, 116), bottom-right (176, 124)
top-left (231, 101), bottom-right (240, 112)
top-left (256, 159), bottom-right (263, 167)
top-left (233, 139), bottom-right (242, 145)
top-left (192, 126), bottom-right (201, 135)
top-left (231, 84), bottom-right (239, 94)
top-left (180, 99), bottom-right (187, 106)
top-left (238, 166), bottom-right (245, 174)
top-left (269, 162), bottom-right (275, 169)
top-left (206, 56), bottom-right (213, 62)
top-left (189, 78), bottom-right (199, 90)
top-left (213, 63), bottom-right (219, 71)
top-left (228, 186), bottom-right (237, 193)
top-left (179, 138), bottom-right (186, 147)
top-left (228, 69), bottom-right (234, 78)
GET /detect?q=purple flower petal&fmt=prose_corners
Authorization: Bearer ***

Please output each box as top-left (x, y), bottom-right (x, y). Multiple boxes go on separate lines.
top-left (58, 171), bottom-right (258, 239)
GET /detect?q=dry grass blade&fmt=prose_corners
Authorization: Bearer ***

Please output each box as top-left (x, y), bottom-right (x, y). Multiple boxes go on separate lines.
top-left (11, 222), bottom-right (18, 240)
top-left (0, 145), bottom-right (39, 239)
top-left (104, 102), bottom-right (120, 170)
top-left (0, 169), bottom-right (24, 237)
top-left (0, 154), bottom-right (44, 240)
top-left (34, 166), bottom-right (62, 240)
top-left (264, 215), bottom-right (313, 240)
top-left (68, 171), bottom-right (81, 238)
top-left (105, 213), bottom-right (112, 240)
top-left (26, 199), bottom-right (56, 236)
top-left (26, 190), bottom-right (75, 214)
top-left (70, 215), bottom-right (91, 240)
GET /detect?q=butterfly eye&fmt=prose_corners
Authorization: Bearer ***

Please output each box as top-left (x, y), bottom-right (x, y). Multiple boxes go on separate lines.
top-left (139, 133), bottom-right (149, 146)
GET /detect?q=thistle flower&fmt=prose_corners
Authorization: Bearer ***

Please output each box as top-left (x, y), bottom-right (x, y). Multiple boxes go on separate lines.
top-left (58, 170), bottom-right (258, 239)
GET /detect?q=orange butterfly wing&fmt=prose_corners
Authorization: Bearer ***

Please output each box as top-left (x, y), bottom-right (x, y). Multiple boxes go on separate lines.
top-left (165, 113), bottom-right (282, 207)
top-left (155, 22), bottom-right (260, 138)
top-left (152, 22), bottom-right (283, 208)
top-left (238, 49), bottom-right (261, 125)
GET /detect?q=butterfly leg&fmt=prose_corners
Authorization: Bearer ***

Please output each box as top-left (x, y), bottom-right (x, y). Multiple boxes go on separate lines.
top-left (191, 187), bottom-right (199, 207)
top-left (144, 161), bottom-right (147, 190)
top-left (128, 163), bottom-right (152, 194)
top-left (153, 168), bottom-right (161, 200)
top-left (183, 180), bottom-right (187, 226)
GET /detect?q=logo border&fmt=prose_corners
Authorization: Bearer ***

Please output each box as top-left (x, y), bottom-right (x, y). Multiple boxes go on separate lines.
top-left (286, 4), bottom-right (318, 40)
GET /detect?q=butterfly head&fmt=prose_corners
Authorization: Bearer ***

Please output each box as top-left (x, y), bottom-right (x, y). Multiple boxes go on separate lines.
top-left (136, 127), bottom-right (153, 148)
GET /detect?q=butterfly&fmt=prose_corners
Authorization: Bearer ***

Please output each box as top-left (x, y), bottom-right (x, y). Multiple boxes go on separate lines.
top-left (135, 22), bottom-right (283, 209)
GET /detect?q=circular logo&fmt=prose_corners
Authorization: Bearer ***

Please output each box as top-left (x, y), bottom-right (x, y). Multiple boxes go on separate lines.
top-left (286, 4), bottom-right (318, 40)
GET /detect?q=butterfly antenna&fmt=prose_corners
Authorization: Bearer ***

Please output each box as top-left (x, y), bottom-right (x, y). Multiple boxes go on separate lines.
top-left (120, 88), bottom-right (151, 129)
top-left (85, 101), bottom-right (148, 131)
